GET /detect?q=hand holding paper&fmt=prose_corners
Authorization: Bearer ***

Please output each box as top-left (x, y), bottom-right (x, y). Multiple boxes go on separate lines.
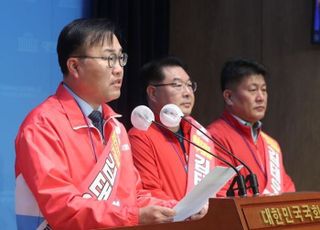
top-left (173, 165), bottom-right (243, 221)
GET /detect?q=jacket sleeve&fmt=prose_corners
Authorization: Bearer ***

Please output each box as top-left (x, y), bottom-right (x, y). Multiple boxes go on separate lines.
top-left (214, 148), bottom-right (237, 197)
top-left (15, 123), bottom-right (139, 230)
top-left (282, 166), bottom-right (296, 192)
top-left (129, 131), bottom-right (175, 201)
top-left (207, 126), bottom-right (236, 197)
top-left (134, 166), bottom-right (177, 208)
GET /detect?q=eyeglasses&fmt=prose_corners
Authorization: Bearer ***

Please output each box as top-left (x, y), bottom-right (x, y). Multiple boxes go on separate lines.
top-left (70, 53), bottom-right (128, 68)
top-left (151, 80), bottom-right (197, 92)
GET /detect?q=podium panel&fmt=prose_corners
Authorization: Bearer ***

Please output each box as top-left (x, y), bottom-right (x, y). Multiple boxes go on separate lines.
top-left (112, 192), bottom-right (320, 230)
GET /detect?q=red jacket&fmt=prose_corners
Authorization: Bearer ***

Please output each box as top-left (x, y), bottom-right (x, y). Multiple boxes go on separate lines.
top-left (129, 117), bottom-right (216, 201)
top-left (207, 110), bottom-right (295, 196)
top-left (15, 84), bottom-right (173, 229)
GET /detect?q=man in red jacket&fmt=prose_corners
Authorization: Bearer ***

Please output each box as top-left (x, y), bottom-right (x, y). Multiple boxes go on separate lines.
top-left (15, 18), bottom-right (176, 230)
top-left (207, 58), bottom-right (295, 196)
top-left (129, 57), bottom-right (216, 212)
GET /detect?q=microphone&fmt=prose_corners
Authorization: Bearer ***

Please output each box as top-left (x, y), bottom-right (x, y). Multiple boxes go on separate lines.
top-left (131, 105), bottom-right (155, 131)
top-left (131, 105), bottom-right (247, 197)
top-left (160, 104), bottom-right (259, 196)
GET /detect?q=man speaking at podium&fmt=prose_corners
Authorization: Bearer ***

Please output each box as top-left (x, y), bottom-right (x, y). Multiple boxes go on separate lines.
top-left (15, 18), bottom-right (176, 230)
top-left (207, 58), bottom-right (295, 196)
top-left (129, 56), bottom-right (216, 215)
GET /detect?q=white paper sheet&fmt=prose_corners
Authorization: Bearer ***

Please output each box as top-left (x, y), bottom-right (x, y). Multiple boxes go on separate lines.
top-left (173, 165), bottom-right (243, 221)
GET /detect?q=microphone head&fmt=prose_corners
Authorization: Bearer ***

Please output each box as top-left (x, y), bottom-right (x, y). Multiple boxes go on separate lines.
top-left (160, 104), bottom-right (183, 127)
top-left (131, 105), bottom-right (155, 131)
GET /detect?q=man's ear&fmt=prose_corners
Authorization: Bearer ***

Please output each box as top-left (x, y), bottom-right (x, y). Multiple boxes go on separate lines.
top-left (66, 58), bottom-right (80, 78)
top-left (146, 85), bottom-right (157, 103)
top-left (223, 89), bottom-right (233, 106)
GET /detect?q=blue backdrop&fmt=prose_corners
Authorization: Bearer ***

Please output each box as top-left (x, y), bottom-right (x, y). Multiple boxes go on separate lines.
top-left (0, 0), bottom-right (90, 228)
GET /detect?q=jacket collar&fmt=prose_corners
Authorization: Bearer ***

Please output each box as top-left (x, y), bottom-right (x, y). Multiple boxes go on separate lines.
top-left (55, 83), bottom-right (120, 129)
top-left (222, 110), bottom-right (262, 142)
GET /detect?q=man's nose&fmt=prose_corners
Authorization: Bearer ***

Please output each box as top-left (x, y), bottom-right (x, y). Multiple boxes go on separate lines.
top-left (112, 61), bottom-right (123, 75)
top-left (256, 90), bottom-right (266, 101)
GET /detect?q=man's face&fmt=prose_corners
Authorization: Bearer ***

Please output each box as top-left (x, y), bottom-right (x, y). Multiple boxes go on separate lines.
top-left (150, 66), bottom-right (195, 116)
top-left (225, 74), bottom-right (267, 123)
top-left (71, 34), bottom-right (124, 107)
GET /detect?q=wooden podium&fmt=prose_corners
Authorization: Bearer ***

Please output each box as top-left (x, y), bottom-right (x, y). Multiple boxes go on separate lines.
top-left (115, 192), bottom-right (320, 230)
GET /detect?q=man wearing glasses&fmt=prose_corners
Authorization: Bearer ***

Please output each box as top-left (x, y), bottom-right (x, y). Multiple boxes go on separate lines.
top-left (129, 57), bottom-right (216, 215)
top-left (15, 18), bottom-right (176, 230)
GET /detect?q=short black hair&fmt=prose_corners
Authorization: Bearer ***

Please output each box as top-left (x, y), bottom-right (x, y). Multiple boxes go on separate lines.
top-left (220, 58), bottom-right (267, 91)
top-left (57, 18), bottom-right (120, 75)
top-left (140, 56), bottom-right (188, 87)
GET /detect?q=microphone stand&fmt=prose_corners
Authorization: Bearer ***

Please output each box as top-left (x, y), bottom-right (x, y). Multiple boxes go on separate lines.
top-left (153, 120), bottom-right (247, 197)
top-left (181, 117), bottom-right (259, 196)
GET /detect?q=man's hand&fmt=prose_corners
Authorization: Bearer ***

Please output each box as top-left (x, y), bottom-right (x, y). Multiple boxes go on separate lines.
top-left (139, 205), bottom-right (176, 225)
top-left (189, 203), bottom-right (208, 221)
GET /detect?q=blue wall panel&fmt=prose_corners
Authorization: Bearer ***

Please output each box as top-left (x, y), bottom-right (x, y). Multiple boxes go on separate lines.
top-left (0, 0), bottom-right (90, 228)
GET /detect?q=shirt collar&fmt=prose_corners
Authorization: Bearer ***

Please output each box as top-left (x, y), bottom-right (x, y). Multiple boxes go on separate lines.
top-left (63, 83), bottom-right (102, 117)
top-left (230, 113), bottom-right (262, 142)
top-left (231, 113), bottom-right (262, 128)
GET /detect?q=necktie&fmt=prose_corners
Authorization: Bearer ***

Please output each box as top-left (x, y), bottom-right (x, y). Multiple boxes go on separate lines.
top-left (89, 110), bottom-right (104, 137)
